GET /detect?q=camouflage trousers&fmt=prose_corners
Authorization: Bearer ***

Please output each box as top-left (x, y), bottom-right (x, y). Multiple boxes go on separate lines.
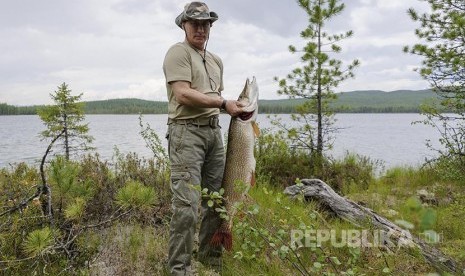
top-left (167, 122), bottom-right (224, 276)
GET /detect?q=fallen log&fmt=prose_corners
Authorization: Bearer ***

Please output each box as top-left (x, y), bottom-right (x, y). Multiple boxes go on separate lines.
top-left (283, 178), bottom-right (463, 275)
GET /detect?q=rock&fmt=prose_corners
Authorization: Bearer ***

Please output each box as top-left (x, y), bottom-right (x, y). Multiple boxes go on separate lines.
top-left (417, 189), bottom-right (438, 206)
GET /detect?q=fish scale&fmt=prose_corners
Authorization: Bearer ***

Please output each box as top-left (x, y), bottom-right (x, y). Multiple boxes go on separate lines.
top-left (211, 77), bottom-right (259, 251)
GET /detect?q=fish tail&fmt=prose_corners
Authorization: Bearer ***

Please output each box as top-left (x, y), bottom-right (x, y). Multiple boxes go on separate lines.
top-left (210, 223), bottom-right (233, 251)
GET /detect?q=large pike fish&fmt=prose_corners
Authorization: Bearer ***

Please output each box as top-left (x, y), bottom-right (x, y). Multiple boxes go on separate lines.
top-left (211, 77), bottom-right (259, 251)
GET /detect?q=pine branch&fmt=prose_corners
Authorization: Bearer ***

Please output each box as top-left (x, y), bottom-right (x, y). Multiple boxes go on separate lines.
top-left (0, 130), bottom-right (65, 218)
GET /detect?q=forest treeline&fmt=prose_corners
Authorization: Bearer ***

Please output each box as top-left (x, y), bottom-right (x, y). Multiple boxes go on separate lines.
top-left (0, 89), bottom-right (439, 115)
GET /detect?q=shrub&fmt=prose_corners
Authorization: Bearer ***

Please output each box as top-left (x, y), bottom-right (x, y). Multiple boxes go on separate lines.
top-left (322, 152), bottom-right (380, 193)
top-left (0, 152), bottom-right (171, 274)
top-left (426, 156), bottom-right (465, 184)
top-left (255, 129), bottom-right (312, 187)
top-left (255, 130), bottom-right (379, 192)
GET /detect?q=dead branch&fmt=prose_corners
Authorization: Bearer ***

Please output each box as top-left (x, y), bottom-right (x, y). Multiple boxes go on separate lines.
top-left (0, 130), bottom-right (65, 218)
top-left (284, 178), bottom-right (464, 275)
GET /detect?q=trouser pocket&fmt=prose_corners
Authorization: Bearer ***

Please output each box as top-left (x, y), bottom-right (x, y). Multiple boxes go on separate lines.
top-left (170, 165), bottom-right (199, 207)
top-left (170, 124), bottom-right (186, 153)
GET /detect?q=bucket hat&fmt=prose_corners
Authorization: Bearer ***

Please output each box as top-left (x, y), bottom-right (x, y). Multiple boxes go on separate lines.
top-left (175, 2), bottom-right (218, 29)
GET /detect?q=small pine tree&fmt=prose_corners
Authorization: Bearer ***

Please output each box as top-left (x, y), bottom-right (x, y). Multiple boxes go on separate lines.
top-left (274, 0), bottom-right (359, 171)
top-left (38, 83), bottom-right (94, 160)
top-left (404, 0), bottom-right (465, 173)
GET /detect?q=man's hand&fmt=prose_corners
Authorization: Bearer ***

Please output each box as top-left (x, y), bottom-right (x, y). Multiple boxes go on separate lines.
top-left (224, 100), bottom-right (245, 117)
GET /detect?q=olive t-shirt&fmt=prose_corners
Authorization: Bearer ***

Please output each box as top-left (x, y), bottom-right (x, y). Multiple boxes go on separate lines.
top-left (163, 41), bottom-right (224, 120)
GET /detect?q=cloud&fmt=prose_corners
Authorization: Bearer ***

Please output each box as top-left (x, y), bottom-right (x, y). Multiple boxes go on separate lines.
top-left (209, 20), bottom-right (301, 99)
top-left (208, 0), bottom-right (308, 38)
top-left (0, 0), bottom-right (431, 106)
top-left (0, 0), bottom-right (179, 105)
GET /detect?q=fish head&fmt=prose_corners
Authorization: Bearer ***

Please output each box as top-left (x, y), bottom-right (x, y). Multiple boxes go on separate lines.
top-left (236, 77), bottom-right (259, 123)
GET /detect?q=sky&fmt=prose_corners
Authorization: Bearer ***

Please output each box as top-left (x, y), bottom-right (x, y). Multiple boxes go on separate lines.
top-left (0, 0), bottom-right (431, 106)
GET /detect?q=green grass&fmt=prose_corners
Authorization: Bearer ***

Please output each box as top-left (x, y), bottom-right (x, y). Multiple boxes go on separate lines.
top-left (218, 181), bottom-right (438, 275)
top-left (347, 165), bottom-right (465, 272)
top-left (1, 153), bottom-right (464, 275)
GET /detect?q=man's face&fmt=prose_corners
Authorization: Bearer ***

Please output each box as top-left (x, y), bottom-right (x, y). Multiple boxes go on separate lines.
top-left (184, 20), bottom-right (211, 50)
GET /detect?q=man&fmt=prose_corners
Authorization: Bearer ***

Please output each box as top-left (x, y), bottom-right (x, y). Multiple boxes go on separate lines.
top-left (163, 2), bottom-right (243, 275)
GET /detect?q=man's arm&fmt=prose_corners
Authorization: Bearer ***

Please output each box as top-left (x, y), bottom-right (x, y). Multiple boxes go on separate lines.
top-left (171, 81), bottom-right (244, 116)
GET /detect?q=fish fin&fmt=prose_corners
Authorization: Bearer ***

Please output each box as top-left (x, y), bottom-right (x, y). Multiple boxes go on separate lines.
top-left (252, 122), bottom-right (260, 137)
top-left (210, 224), bottom-right (233, 251)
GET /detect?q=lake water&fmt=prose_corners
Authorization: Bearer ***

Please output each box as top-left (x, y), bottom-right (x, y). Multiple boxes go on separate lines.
top-left (0, 114), bottom-right (441, 169)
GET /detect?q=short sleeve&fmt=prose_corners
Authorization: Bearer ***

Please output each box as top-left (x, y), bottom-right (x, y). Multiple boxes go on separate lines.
top-left (163, 44), bottom-right (192, 84)
top-left (217, 57), bottom-right (224, 93)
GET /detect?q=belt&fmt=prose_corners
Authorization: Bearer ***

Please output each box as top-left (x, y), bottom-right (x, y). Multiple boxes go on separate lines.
top-left (168, 115), bottom-right (220, 128)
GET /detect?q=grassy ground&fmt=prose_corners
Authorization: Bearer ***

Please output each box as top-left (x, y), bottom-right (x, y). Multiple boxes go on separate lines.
top-left (1, 153), bottom-right (464, 275)
top-left (86, 168), bottom-right (464, 275)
